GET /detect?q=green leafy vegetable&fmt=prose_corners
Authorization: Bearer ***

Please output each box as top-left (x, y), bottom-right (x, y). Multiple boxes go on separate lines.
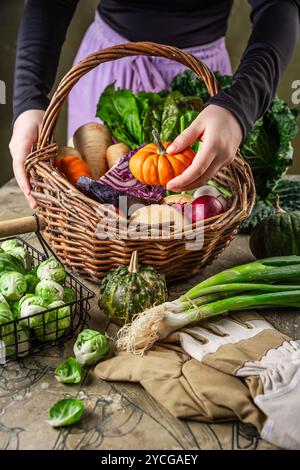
top-left (47, 397), bottom-right (84, 427)
top-left (4, 325), bottom-right (30, 358)
top-left (24, 273), bottom-right (39, 294)
top-left (36, 301), bottom-right (71, 342)
top-left (171, 69), bottom-right (232, 102)
top-left (20, 295), bottom-right (47, 329)
top-left (97, 84), bottom-right (143, 147)
top-left (0, 272), bottom-right (27, 301)
top-left (35, 280), bottom-right (64, 305)
top-left (0, 252), bottom-right (26, 276)
top-left (0, 294), bottom-right (16, 358)
top-left (54, 357), bottom-right (82, 384)
top-left (1, 239), bottom-right (32, 271)
top-left (37, 258), bottom-right (67, 285)
top-left (97, 83), bottom-right (203, 149)
top-left (242, 99), bottom-right (298, 198)
top-left (74, 329), bottom-right (109, 366)
top-left (63, 287), bottom-right (76, 304)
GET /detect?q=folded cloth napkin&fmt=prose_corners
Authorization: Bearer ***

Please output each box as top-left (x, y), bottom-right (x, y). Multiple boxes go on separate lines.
top-left (95, 312), bottom-right (300, 450)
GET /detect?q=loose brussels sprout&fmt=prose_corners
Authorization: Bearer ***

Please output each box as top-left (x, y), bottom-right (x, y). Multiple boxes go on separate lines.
top-left (20, 295), bottom-right (48, 330)
top-left (37, 258), bottom-right (67, 285)
top-left (36, 301), bottom-right (71, 342)
top-left (54, 357), bottom-right (82, 384)
top-left (47, 397), bottom-right (84, 427)
top-left (74, 329), bottom-right (109, 366)
top-left (0, 271), bottom-right (27, 301)
top-left (24, 273), bottom-right (39, 293)
top-left (1, 239), bottom-right (32, 271)
top-left (35, 280), bottom-right (64, 305)
top-left (63, 287), bottom-right (76, 304)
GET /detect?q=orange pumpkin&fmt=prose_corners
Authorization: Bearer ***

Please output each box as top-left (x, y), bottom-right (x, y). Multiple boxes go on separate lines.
top-left (129, 130), bottom-right (195, 187)
top-left (56, 155), bottom-right (92, 186)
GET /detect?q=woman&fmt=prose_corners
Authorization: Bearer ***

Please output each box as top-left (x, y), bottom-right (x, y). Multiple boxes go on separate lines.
top-left (10, 0), bottom-right (300, 208)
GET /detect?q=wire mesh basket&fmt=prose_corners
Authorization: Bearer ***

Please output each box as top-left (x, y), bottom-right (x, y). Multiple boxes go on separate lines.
top-left (0, 216), bottom-right (95, 364)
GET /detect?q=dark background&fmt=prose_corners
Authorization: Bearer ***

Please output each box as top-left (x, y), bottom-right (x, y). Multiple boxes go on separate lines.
top-left (0, 0), bottom-right (299, 187)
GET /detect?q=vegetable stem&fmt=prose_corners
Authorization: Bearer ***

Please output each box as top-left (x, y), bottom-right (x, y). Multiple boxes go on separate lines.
top-left (152, 129), bottom-right (167, 155)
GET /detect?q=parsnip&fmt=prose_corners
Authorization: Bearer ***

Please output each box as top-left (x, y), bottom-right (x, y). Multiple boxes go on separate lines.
top-left (106, 143), bottom-right (130, 169)
top-left (67, 137), bottom-right (74, 148)
top-left (73, 122), bottom-right (112, 180)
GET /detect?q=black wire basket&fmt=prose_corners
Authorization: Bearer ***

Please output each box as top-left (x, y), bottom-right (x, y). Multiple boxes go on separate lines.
top-left (0, 223), bottom-right (95, 364)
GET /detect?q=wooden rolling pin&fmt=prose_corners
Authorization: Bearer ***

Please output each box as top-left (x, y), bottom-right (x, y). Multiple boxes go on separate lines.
top-left (0, 215), bottom-right (46, 239)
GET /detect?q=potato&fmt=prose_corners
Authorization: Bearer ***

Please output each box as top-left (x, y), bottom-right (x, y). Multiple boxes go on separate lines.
top-left (73, 122), bottom-right (112, 180)
top-left (106, 143), bottom-right (130, 169)
top-left (162, 194), bottom-right (193, 205)
top-left (130, 204), bottom-right (190, 231)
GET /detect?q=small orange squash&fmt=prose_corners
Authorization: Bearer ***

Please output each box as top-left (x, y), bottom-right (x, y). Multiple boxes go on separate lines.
top-left (56, 155), bottom-right (92, 186)
top-left (129, 129), bottom-right (195, 187)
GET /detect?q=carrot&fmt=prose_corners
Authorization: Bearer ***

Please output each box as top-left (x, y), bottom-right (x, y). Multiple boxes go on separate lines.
top-left (73, 122), bottom-right (112, 180)
top-left (55, 146), bottom-right (82, 167)
top-left (57, 156), bottom-right (92, 186)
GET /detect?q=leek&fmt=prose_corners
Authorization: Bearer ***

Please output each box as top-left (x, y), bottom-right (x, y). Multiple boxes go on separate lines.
top-left (117, 256), bottom-right (300, 354)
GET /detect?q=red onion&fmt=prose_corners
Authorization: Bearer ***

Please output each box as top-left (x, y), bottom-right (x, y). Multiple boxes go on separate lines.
top-left (193, 185), bottom-right (228, 210)
top-left (187, 195), bottom-right (224, 223)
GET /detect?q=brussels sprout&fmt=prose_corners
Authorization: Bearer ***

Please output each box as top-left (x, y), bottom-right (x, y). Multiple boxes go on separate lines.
top-left (1, 239), bottom-right (32, 271)
top-left (35, 280), bottom-right (64, 304)
top-left (54, 357), bottom-right (82, 384)
top-left (73, 329), bottom-right (109, 366)
top-left (10, 300), bottom-right (21, 319)
top-left (0, 252), bottom-right (25, 276)
top-left (47, 397), bottom-right (84, 427)
top-left (0, 295), bottom-right (14, 360)
top-left (20, 295), bottom-right (48, 330)
top-left (0, 294), bottom-right (30, 360)
top-left (24, 273), bottom-right (39, 293)
top-left (0, 271), bottom-right (27, 301)
top-left (37, 258), bottom-right (67, 285)
top-left (36, 301), bottom-right (71, 342)
top-left (63, 287), bottom-right (76, 304)
top-left (4, 325), bottom-right (30, 359)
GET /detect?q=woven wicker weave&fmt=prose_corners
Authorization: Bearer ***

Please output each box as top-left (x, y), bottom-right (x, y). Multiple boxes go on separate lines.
top-left (26, 42), bottom-right (255, 282)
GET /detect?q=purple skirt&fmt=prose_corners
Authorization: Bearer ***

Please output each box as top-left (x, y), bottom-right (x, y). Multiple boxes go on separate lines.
top-left (68, 13), bottom-right (232, 139)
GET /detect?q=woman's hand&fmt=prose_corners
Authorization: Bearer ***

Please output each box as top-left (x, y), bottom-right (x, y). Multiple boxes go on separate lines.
top-left (166, 104), bottom-right (243, 191)
top-left (9, 109), bottom-right (45, 208)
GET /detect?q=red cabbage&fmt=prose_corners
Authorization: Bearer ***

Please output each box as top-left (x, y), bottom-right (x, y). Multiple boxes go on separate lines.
top-left (76, 177), bottom-right (121, 206)
top-left (99, 146), bottom-right (166, 202)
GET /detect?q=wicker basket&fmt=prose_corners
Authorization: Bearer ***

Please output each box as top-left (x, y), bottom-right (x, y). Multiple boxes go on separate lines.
top-left (26, 42), bottom-right (255, 283)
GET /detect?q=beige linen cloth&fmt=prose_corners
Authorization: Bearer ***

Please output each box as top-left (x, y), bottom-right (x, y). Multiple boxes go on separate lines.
top-left (95, 312), bottom-right (300, 449)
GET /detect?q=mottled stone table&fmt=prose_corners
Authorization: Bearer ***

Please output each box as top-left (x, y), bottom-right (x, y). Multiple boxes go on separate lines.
top-left (1, 178), bottom-right (299, 451)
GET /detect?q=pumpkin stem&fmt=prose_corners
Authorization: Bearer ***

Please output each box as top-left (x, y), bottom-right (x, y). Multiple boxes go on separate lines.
top-left (128, 250), bottom-right (139, 273)
top-left (152, 129), bottom-right (166, 155)
top-left (274, 194), bottom-right (286, 213)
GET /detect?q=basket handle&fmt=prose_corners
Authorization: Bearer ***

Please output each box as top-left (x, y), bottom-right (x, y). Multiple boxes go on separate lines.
top-left (36, 42), bottom-right (219, 149)
top-left (0, 215), bottom-right (46, 239)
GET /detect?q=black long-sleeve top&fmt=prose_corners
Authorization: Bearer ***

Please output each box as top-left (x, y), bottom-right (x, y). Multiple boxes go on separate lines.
top-left (13, 0), bottom-right (300, 138)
